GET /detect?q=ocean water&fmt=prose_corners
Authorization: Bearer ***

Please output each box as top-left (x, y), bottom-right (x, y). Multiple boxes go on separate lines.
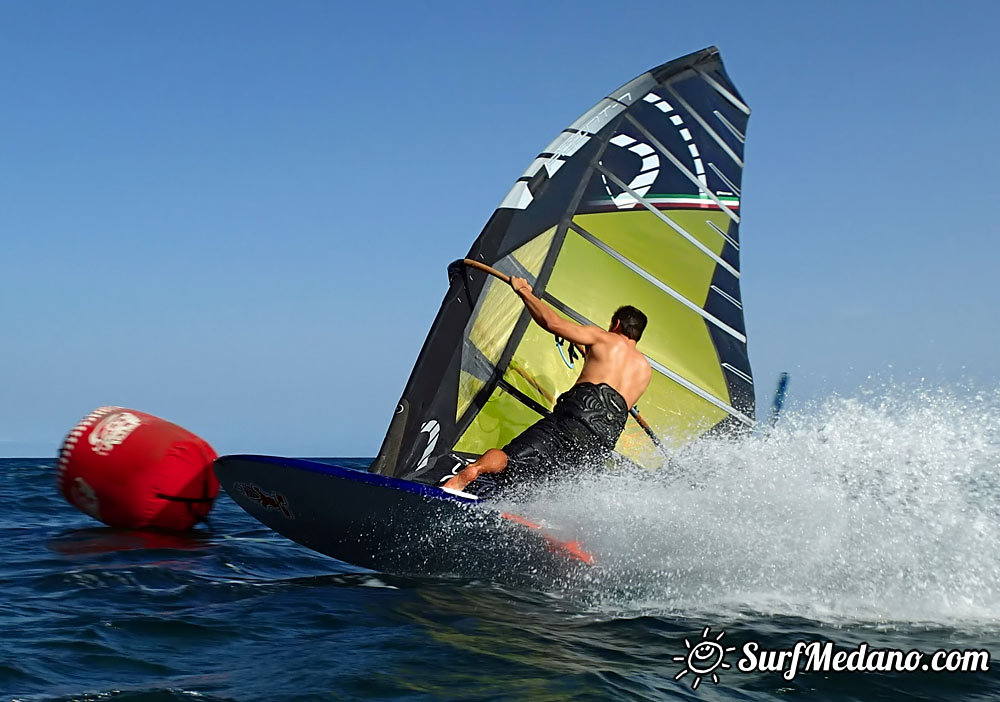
top-left (3, 386), bottom-right (1000, 701)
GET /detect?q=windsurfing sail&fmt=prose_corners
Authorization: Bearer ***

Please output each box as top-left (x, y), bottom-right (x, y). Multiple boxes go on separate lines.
top-left (371, 47), bottom-right (755, 483)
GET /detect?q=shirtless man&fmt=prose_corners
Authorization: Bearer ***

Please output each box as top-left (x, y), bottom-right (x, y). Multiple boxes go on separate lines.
top-left (442, 275), bottom-right (652, 492)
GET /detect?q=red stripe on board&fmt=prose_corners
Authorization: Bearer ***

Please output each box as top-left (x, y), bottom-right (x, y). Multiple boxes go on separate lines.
top-left (500, 512), bottom-right (595, 565)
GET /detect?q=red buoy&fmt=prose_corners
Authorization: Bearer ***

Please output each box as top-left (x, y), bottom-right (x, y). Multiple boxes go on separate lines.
top-left (56, 407), bottom-right (219, 531)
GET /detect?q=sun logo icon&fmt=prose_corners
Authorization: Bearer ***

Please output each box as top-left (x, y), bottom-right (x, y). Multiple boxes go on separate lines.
top-left (673, 627), bottom-right (736, 689)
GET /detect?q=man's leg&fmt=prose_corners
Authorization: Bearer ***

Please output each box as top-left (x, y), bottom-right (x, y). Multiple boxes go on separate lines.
top-left (441, 448), bottom-right (507, 491)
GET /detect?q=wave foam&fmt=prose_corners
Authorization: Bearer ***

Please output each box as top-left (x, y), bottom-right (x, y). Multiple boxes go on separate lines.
top-left (501, 385), bottom-right (1000, 626)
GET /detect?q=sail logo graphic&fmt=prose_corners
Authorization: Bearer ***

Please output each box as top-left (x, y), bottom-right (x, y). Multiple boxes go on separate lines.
top-left (414, 420), bottom-right (440, 473)
top-left (598, 90), bottom-right (716, 210)
top-left (554, 336), bottom-right (581, 369)
top-left (673, 627), bottom-right (736, 689)
top-left (601, 133), bottom-right (660, 209)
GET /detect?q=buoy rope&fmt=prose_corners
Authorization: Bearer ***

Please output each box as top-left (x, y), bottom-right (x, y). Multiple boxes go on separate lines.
top-left (155, 469), bottom-right (216, 527)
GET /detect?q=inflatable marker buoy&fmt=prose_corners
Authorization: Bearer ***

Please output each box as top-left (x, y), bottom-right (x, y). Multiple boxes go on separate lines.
top-left (56, 407), bottom-right (218, 531)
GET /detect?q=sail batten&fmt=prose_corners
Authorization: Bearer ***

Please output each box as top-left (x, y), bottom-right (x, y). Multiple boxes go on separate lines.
top-left (664, 85), bottom-right (744, 168)
top-left (567, 222), bottom-right (747, 343)
top-left (371, 47), bottom-right (755, 482)
top-left (713, 110), bottom-right (746, 144)
top-left (695, 66), bottom-right (751, 115)
top-left (624, 113), bottom-right (741, 222)
top-left (595, 164), bottom-right (741, 278)
top-left (708, 163), bottom-right (742, 199)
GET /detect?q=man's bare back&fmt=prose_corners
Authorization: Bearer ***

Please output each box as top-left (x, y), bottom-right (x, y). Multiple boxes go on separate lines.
top-left (441, 276), bottom-right (651, 492)
top-left (574, 330), bottom-right (651, 409)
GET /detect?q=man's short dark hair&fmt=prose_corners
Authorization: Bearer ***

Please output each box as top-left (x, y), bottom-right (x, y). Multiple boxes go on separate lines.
top-left (612, 305), bottom-right (647, 341)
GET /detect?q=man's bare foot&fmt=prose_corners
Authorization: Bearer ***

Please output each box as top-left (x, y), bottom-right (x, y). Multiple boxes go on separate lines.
top-left (441, 449), bottom-right (507, 491)
top-left (442, 467), bottom-right (477, 491)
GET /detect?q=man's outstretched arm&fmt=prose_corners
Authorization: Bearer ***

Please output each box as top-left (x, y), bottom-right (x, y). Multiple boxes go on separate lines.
top-left (509, 276), bottom-right (605, 347)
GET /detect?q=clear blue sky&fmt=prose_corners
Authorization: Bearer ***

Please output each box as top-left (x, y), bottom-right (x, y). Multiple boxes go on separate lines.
top-left (2, 1), bottom-right (998, 456)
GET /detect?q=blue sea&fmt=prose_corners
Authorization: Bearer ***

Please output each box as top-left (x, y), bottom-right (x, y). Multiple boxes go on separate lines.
top-left (3, 389), bottom-right (1000, 700)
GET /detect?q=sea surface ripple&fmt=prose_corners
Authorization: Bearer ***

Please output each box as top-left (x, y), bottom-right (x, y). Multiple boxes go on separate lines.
top-left (3, 386), bottom-right (1000, 700)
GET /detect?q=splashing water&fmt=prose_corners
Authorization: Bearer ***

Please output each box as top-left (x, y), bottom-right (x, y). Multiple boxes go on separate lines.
top-left (502, 385), bottom-right (1000, 627)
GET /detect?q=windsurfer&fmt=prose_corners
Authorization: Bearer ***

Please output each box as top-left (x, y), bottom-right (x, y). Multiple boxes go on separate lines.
top-left (442, 276), bottom-right (652, 491)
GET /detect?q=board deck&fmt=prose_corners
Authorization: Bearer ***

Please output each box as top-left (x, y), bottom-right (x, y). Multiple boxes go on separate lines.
top-left (214, 455), bottom-right (592, 580)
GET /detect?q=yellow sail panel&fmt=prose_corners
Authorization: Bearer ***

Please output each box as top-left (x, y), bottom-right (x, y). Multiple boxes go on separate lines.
top-left (616, 372), bottom-right (728, 469)
top-left (510, 226), bottom-right (557, 277)
top-left (453, 382), bottom-right (543, 455)
top-left (545, 233), bottom-right (732, 405)
top-left (456, 227), bottom-right (558, 420)
top-left (575, 209), bottom-right (731, 305)
top-left (503, 318), bottom-right (579, 412)
top-left (625, 371), bottom-right (728, 444)
top-left (456, 368), bottom-right (486, 422)
top-left (456, 276), bottom-right (520, 421)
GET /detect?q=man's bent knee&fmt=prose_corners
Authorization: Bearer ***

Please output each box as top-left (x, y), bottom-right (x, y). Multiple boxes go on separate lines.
top-left (478, 448), bottom-right (508, 473)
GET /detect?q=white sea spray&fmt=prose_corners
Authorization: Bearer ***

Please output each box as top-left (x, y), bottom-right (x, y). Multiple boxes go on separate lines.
top-left (500, 384), bottom-right (1000, 626)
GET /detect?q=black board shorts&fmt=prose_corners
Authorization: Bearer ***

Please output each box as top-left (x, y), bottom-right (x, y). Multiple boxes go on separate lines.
top-left (497, 382), bottom-right (629, 487)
